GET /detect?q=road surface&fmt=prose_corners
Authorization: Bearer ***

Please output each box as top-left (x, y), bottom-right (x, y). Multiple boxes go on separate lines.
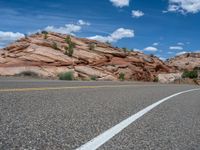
top-left (0, 78), bottom-right (200, 150)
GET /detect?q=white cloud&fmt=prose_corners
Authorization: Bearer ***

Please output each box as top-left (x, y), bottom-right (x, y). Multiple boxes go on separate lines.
top-left (132, 10), bottom-right (144, 18)
top-left (44, 20), bottom-right (90, 35)
top-left (44, 24), bottom-right (81, 35)
top-left (0, 31), bottom-right (24, 48)
top-left (176, 51), bottom-right (188, 55)
top-left (169, 46), bottom-right (183, 50)
top-left (78, 20), bottom-right (90, 26)
top-left (110, 0), bottom-right (130, 7)
top-left (88, 28), bottom-right (134, 43)
top-left (133, 48), bottom-right (143, 52)
top-left (153, 42), bottom-right (159, 46)
top-left (177, 42), bottom-right (184, 45)
top-left (167, 0), bottom-right (200, 14)
top-left (144, 46), bottom-right (158, 52)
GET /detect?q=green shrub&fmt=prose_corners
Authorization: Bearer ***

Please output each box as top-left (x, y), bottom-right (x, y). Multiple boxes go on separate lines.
top-left (64, 36), bottom-right (75, 57)
top-left (90, 76), bottom-right (97, 81)
top-left (182, 70), bottom-right (198, 79)
top-left (119, 73), bottom-right (125, 81)
top-left (44, 33), bottom-right (48, 39)
top-left (59, 72), bottom-right (74, 80)
top-left (52, 42), bottom-right (59, 50)
top-left (153, 77), bottom-right (159, 82)
top-left (65, 36), bottom-right (71, 43)
top-left (41, 31), bottom-right (48, 34)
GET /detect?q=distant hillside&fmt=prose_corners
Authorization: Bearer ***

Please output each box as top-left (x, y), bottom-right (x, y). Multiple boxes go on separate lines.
top-left (166, 53), bottom-right (200, 71)
top-left (0, 32), bottom-right (174, 81)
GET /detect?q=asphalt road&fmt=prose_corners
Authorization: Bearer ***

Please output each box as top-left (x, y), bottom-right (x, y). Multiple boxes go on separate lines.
top-left (0, 78), bottom-right (199, 150)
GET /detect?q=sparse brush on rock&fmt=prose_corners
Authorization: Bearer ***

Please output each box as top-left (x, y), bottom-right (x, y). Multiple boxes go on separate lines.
top-left (58, 71), bottom-right (74, 80)
top-left (52, 42), bottom-right (59, 50)
top-left (89, 43), bottom-right (96, 51)
top-left (119, 72), bottom-right (125, 81)
top-left (64, 36), bottom-right (75, 57)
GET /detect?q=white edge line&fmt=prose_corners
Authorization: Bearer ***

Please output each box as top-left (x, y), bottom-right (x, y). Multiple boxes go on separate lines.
top-left (76, 88), bottom-right (200, 150)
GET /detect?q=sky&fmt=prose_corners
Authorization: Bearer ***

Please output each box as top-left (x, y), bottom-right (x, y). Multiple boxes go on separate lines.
top-left (0, 0), bottom-right (200, 59)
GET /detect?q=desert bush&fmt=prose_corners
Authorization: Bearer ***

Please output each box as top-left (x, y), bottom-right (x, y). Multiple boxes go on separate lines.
top-left (44, 33), bottom-right (48, 39)
top-left (41, 31), bottom-right (48, 34)
top-left (150, 54), bottom-right (155, 57)
top-left (52, 42), bottom-right (59, 50)
top-left (89, 43), bottom-right (96, 51)
top-left (59, 72), bottom-right (74, 80)
top-left (153, 77), bottom-right (159, 82)
top-left (65, 36), bottom-right (71, 43)
top-left (119, 72), bottom-right (125, 81)
top-left (90, 76), bottom-right (97, 81)
top-left (182, 70), bottom-right (198, 79)
top-left (64, 36), bottom-right (75, 57)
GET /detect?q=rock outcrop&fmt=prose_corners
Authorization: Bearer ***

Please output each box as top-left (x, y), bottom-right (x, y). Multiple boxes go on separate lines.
top-left (166, 53), bottom-right (200, 71)
top-left (0, 32), bottom-right (174, 81)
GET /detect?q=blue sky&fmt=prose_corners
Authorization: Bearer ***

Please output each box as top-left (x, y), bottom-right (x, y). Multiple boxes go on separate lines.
top-left (0, 0), bottom-right (200, 59)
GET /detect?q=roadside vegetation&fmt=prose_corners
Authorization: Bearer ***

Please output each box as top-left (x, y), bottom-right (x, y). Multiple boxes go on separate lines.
top-left (182, 69), bottom-right (198, 79)
top-left (119, 72), bottom-right (125, 81)
top-left (153, 77), bottom-right (159, 82)
top-left (58, 71), bottom-right (74, 80)
top-left (90, 76), bottom-right (97, 81)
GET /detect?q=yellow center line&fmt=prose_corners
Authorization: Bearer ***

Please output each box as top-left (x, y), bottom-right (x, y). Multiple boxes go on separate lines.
top-left (0, 84), bottom-right (162, 92)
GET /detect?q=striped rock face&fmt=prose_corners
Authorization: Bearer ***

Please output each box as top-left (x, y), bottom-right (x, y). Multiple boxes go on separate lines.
top-left (0, 32), bottom-right (174, 81)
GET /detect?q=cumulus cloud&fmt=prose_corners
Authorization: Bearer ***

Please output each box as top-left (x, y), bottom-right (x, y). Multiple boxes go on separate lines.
top-left (133, 48), bottom-right (143, 53)
top-left (177, 42), bottom-right (184, 45)
top-left (44, 24), bottom-right (82, 35)
top-left (169, 46), bottom-right (183, 50)
top-left (0, 31), bottom-right (24, 48)
top-left (110, 0), bottom-right (130, 7)
top-left (167, 0), bottom-right (200, 14)
top-left (88, 28), bottom-right (134, 43)
top-left (143, 46), bottom-right (158, 52)
top-left (78, 20), bottom-right (90, 26)
top-left (44, 20), bottom-right (90, 35)
top-left (176, 51), bottom-right (188, 55)
top-left (132, 10), bottom-right (144, 18)
top-left (153, 42), bottom-right (159, 46)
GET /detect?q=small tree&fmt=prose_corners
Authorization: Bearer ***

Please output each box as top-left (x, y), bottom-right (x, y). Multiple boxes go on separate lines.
top-left (119, 73), bottom-right (125, 81)
top-left (44, 33), bottom-right (48, 39)
top-left (65, 36), bottom-right (71, 43)
top-left (41, 31), bottom-right (48, 34)
top-left (64, 36), bottom-right (75, 57)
